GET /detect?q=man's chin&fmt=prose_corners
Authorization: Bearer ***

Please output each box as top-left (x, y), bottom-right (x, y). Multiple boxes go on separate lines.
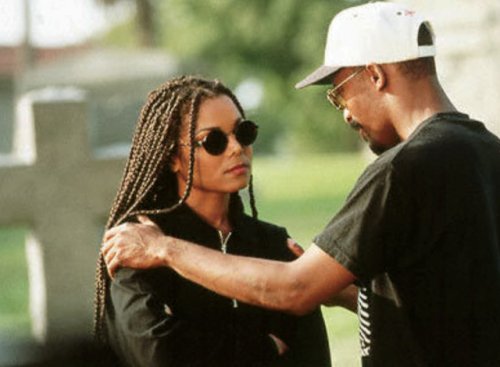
top-left (358, 131), bottom-right (386, 155)
top-left (368, 141), bottom-right (389, 156)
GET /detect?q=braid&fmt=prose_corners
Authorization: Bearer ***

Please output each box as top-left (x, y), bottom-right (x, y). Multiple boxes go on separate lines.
top-left (121, 89), bottom-right (202, 220)
top-left (93, 75), bottom-right (257, 344)
top-left (248, 175), bottom-right (258, 219)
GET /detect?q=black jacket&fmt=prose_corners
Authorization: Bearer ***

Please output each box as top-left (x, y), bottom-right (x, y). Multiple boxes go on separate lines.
top-left (106, 204), bottom-right (331, 366)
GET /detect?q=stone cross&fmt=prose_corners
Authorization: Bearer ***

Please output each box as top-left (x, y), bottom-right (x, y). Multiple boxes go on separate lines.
top-left (0, 88), bottom-right (126, 343)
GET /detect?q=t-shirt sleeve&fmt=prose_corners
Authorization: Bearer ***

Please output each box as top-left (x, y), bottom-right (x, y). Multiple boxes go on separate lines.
top-left (314, 160), bottom-right (413, 285)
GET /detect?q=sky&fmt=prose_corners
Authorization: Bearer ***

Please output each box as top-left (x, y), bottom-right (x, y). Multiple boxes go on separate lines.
top-left (0, 0), bottom-right (130, 47)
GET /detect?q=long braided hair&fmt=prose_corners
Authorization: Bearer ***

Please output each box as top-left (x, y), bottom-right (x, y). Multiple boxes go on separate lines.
top-left (93, 75), bottom-right (259, 344)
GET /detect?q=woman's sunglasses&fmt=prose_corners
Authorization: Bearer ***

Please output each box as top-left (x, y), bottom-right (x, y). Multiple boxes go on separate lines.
top-left (180, 120), bottom-right (259, 156)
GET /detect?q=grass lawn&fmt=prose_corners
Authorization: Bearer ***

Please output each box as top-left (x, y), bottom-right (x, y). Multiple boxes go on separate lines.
top-left (0, 152), bottom-right (369, 366)
top-left (253, 152), bottom-right (367, 367)
top-left (0, 227), bottom-right (32, 341)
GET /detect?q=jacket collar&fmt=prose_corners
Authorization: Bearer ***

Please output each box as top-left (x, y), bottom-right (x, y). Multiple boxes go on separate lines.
top-left (153, 203), bottom-right (260, 250)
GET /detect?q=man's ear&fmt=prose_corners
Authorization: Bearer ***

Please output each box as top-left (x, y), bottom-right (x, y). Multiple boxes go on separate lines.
top-left (365, 63), bottom-right (387, 91)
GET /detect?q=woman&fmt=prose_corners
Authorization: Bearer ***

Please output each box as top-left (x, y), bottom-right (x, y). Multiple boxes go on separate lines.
top-left (94, 76), bottom-right (330, 366)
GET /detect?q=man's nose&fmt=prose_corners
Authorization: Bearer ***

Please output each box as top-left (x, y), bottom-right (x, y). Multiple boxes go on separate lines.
top-left (343, 108), bottom-right (353, 124)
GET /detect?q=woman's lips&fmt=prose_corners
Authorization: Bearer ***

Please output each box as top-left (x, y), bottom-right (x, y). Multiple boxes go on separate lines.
top-left (225, 163), bottom-right (249, 175)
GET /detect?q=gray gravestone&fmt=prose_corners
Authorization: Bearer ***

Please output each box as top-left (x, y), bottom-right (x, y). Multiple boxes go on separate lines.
top-left (0, 88), bottom-right (126, 343)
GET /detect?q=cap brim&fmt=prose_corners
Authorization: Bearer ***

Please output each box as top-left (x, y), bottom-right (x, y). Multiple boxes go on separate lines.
top-left (295, 65), bottom-right (340, 89)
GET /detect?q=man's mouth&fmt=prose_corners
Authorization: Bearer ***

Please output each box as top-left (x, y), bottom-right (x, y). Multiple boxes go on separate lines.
top-left (349, 120), bottom-right (362, 132)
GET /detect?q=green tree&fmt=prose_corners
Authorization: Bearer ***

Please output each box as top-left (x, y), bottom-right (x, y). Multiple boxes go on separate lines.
top-left (97, 0), bottom-right (157, 46)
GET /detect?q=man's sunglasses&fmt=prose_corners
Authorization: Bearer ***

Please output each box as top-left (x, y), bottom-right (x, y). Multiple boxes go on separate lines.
top-left (180, 119), bottom-right (259, 156)
top-left (326, 68), bottom-right (364, 110)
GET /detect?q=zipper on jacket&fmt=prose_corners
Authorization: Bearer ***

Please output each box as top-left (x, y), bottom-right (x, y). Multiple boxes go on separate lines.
top-left (218, 231), bottom-right (238, 308)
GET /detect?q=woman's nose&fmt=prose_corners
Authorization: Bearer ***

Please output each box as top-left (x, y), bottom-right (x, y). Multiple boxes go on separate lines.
top-left (227, 134), bottom-right (243, 155)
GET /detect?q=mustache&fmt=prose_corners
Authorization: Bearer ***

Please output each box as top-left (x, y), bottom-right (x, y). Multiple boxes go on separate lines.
top-left (348, 120), bottom-right (362, 131)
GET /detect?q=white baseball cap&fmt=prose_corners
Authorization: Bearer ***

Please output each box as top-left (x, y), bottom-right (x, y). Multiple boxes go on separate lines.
top-left (295, 2), bottom-right (436, 89)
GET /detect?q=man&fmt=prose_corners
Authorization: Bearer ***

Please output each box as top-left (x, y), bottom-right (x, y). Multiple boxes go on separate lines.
top-left (103, 2), bottom-right (500, 366)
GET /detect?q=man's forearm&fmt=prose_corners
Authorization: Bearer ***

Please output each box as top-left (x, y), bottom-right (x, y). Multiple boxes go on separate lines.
top-left (163, 236), bottom-right (356, 315)
top-left (163, 236), bottom-right (315, 315)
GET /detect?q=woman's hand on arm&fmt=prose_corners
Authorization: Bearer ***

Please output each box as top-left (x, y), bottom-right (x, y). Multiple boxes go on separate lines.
top-left (287, 238), bottom-right (305, 258)
top-left (268, 334), bottom-right (289, 355)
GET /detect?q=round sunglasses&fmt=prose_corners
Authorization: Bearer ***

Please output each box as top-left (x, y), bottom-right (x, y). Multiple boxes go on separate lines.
top-left (180, 119), bottom-right (259, 156)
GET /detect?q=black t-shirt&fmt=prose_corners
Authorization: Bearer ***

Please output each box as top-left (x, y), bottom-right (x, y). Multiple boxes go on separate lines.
top-left (315, 112), bottom-right (500, 367)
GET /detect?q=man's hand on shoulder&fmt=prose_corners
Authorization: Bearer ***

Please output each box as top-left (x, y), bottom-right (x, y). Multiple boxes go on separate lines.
top-left (102, 215), bottom-right (169, 279)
